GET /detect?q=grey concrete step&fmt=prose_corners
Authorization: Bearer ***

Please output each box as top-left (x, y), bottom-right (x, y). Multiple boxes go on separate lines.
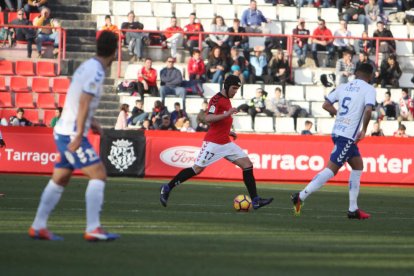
top-left (52, 12), bottom-right (96, 21)
top-left (61, 20), bottom-right (96, 29)
top-left (49, 5), bottom-right (91, 13)
top-left (49, 0), bottom-right (91, 6)
top-left (66, 43), bottom-right (96, 52)
top-left (95, 116), bottom-right (117, 128)
top-left (95, 110), bottom-right (120, 117)
top-left (66, 28), bottom-right (97, 37)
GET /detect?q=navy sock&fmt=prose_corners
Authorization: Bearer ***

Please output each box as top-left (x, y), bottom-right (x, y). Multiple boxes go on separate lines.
top-left (242, 167), bottom-right (258, 199)
top-left (168, 167), bottom-right (197, 189)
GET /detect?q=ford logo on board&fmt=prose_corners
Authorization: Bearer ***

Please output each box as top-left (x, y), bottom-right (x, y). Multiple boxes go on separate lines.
top-left (160, 146), bottom-right (200, 168)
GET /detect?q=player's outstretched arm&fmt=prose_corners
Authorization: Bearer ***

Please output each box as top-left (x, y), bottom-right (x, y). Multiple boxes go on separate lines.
top-left (322, 100), bottom-right (337, 116)
top-left (356, 106), bottom-right (373, 143)
top-left (205, 107), bottom-right (238, 123)
top-left (68, 92), bottom-right (93, 152)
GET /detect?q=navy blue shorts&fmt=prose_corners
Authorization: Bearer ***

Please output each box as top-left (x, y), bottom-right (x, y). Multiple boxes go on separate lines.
top-left (329, 135), bottom-right (360, 167)
top-left (54, 133), bottom-right (101, 170)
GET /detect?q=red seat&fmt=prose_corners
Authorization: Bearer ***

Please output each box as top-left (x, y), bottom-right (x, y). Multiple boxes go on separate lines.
top-left (43, 109), bottom-right (57, 126)
top-left (58, 94), bottom-right (66, 107)
top-left (29, 13), bottom-right (40, 22)
top-left (32, 77), bottom-right (50, 93)
top-left (53, 78), bottom-right (70, 94)
top-left (7, 12), bottom-right (18, 23)
top-left (0, 60), bottom-right (14, 75)
top-left (37, 61), bottom-right (56, 77)
top-left (15, 93), bottom-right (35, 108)
top-left (10, 76), bottom-right (29, 92)
top-left (16, 61), bottom-right (35, 76)
top-left (0, 12), bottom-right (4, 25)
top-left (36, 93), bottom-right (56, 109)
top-left (0, 108), bottom-right (15, 121)
top-left (0, 92), bottom-right (13, 108)
top-left (0, 76), bottom-right (7, 91)
top-left (23, 109), bottom-right (39, 124)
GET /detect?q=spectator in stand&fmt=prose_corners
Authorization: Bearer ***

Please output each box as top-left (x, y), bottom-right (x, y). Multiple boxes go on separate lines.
top-left (114, 104), bottom-right (129, 130)
top-left (266, 87), bottom-right (300, 119)
top-left (24, 0), bottom-right (47, 20)
top-left (311, 19), bottom-right (334, 68)
top-left (301, 120), bottom-right (313, 135)
top-left (376, 54), bottom-right (401, 88)
top-left (10, 107), bottom-right (33, 126)
top-left (372, 21), bottom-right (395, 56)
top-left (266, 48), bottom-right (290, 85)
top-left (378, 91), bottom-right (397, 120)
top-left (183, 13), bottom-right (204, 55)
top-left (3, 0), bottom-right (23, 11)
top-left (101, 15), bottom-right (119, 35)
top-left (50, 107), bottom-right (62, 127)
top-left (9, 9), bottom-right (36, 58)
top-left (140, 119), bottom-right (154, 130)
top-left (237, 88), bottom-right (273, 130)
top-left (156, 114), bottom-right (178, 131)
top-left (292, 18), bottom-right (310, 67)
top-left (128, 99), bottom-right (148, 126)
top-left (365, 0), bottom-right (380, 25)
top-left (180, 119), bottom-right (195, 132)
top-left (249, 45), bottom-right (267, 83)
top-left (227, 18), bottom-right (249, 59)
top-left (355, 51), bottom-right (376, 82)
top-left (160, 57), bottom-right (187, 110)
top-left (187, 49), bottom-right (206, 89)
top-left (207, 16), bottom-right (229, 55)
top-left (228, 46), bottom-right (250, 84)
top-left (342, 0), bottom-right (366, 25)
top-left (162, 17), bottom-right (183, 61)
top-left (136, 58), bottom-right (158, 99)
top-left (150, 100), bottom-right (170, 129)
top-left (335, 50), bottom-right (355, 85)
top-left (398, 88), bottom-right (414, 122)
top-left (333, 20), bottom-right (354, 59)
top-left (354, 31), bottom-right (372, 54)
top-left (369, 121), bottom-right (385, 136)
top-left (33, 8), bottom-right (60, 58)
top-left (240, 0), bottom-right (270, 33)
top-left (170, 102), bottom-right (188, 128)
top-left (378, 0), bottom-right (402, 16)
top-left (121, 11), bottom-right (146, 63)
top-left (206, 46), bottom-right (227, 87)
top-left (196, 100), bottom-right (209, 132)
top-left (297, 0), bottom-right (315, 7)
top-left (394, 124), bottom-right (408, 137)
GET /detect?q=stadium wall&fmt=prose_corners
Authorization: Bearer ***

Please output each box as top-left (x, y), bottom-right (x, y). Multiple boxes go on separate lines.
top-left (1, 127), bottom-right (414, 185)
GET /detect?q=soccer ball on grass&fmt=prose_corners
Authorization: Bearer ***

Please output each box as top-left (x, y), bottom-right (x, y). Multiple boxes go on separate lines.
top-left (233, 195), bottom-right (252, 212)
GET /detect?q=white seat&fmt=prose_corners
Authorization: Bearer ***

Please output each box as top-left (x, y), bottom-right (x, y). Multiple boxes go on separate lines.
top-left (96, 15), bottom-right (107, 29)
top-left (153, 2), bottom-right (173, 17)
top-left (368, 23), bottom-right (376, 37)
top-left (165, 97), bottom-right (184, 112)
top-left (119, 95), bottom-right (140, 111)
top-left (133, 2), bottom-right (153, 17)
top-left (299, 7), bottom-right (318, 22)
top-left (264, 84), bottom-right (283, 95)
top-left (254, 116), bottom-right (274, 133)
top-left (115, 16), bottom-right (128, 27)
top-left (390, 24), bottom-right (408, 38)
top-left (215, 5), bottom-right (236, 20)
top-left (379, 120), bottom-right (399, 136)
top-left (375, 87), bottom-right (388, 103)
top-left (202, 83), bottom-right (220, 98)
top-left (347, 24), bottom-right (365, 37)
top-left (402, 121), bottom-right (414, 136)
top-left (143, 97), bottom-right (160, 113)
top-left (231, 98), bottom-right (247, 108)
top-left (389, 88), bottom-right (401, 103)
top-left (263, 21), bottom-right (282, 34)
top-left (185, 98), bottom-right (205, 114)
top-left (311, 101), bottom-right (327, 117)
top-left (396, 41), bottom-right (413, 55)
top-left (187, 113), bottom-right (197, 129)
top-left (232, 0), bottom-right (250, 4)
top-left (236, 5), bottom-right (249, 18)
top-left (233, 115), bottom-right (253, 132)
top-left (277, 6), bottom-right (298, 22)
top-left (294, 68), bottom-right (313, 85)
top-left (275, 117), bottom-right (295, 133)
top-left (260, 6), bottom-right (278, 21)
top-left (91, 1), bottom-right (110, 15)
top-left (316, 118), bottom-right (335, 134)
top-left (171, 0), bottom-right (190, 2)
top-left (305, 85), bottom-right (325, 101)
top-left (320, 8), bottom-right (339, 23)
top-left (124, 64), bottom-right (141, 80)
top-left (242, 84), bottom-right (262, 99)
top-left (195, 4), bottom-right (215, 19)
top-left (141, 17), bottom-right (158, 31)
top-left (285, 85), bottom-right (304, 101)
top-left (191, 0), bottom-right (210, 3)
top-left (112, 1), bottom-right (131, 16)
top-left (366, 119), bottom-right (377, 136)
top-left (159, 17), bottom-right (172, 32)
top-left (291, 101), bottom-right (310, 113)
top-left (248, 36), bottom-right (266, 48)
top-left (296, 117), bottom-right (316, 133)
top-left (175, 3), bottom-right (194, 19)
top-left (283, 21), bottom-right (296, 35)
top-left (399, 73), bottom-right (414, 88)
top-left (212, 0), bottom-right (231, 4)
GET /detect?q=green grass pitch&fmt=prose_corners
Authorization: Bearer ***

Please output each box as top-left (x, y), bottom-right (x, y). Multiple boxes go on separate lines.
top-left (1, 174), bottom-right (414, 275)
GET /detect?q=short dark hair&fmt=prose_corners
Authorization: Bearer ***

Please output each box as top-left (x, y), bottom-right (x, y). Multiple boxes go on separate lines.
top-left (399, 124), bottom-right (406, 130)
top-left (17, 107), bottom-right (24, 113)
top-left (97, 30), bottom-right (118, 57)
top-left (385, 91), bottom-right (391, 97)
top-left (105, 15), bottom-right (111, 20)
top-left (190, 12), bottom-right (196, 17)
top-left (192, 49), bottom-right (201, 55)
top-left (128, 11), bottom-right (134, 16)
top-left (355, 63), bottom-right (374, 75)
top-left (57, 107), bottom-right (63, 113)
top-left (305, 120), bottom-right (313, 125)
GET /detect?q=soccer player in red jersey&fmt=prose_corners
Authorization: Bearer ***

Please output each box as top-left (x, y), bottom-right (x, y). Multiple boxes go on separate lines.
top-left (160, 75), bottom-right (273, 209)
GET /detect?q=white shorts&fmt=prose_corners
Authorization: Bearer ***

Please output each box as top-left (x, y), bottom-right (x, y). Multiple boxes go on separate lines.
top-left (194, 141), bottom-right (248, 167)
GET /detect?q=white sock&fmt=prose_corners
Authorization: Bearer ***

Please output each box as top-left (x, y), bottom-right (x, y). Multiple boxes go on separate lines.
top-left (299, 168), bottom-right (334, 201)
top-left (349, 170), bottom-right (362, 212)
top-left (32, 180), bottom-right (64, 230)
top-left (85, 179), bottom-right (105, 232)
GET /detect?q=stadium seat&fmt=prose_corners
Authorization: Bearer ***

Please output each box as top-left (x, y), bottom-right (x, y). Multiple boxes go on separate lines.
top-left (347, 24), bottom-right (365, 37)
top-left (263, 84), bottom-right (282, 95)
top-left (37, 61), bottom-right (56, 77)
top-left (0, 12), bottom-right (4, 25)
top-left (133, 2), bottom-right (153, 17)
top-left (15, 61), bottom-right (35, 76)
top-left (22, 108), bottom-right (39, 124)
top-left (0, 76), bottom-right (7, 91)
top-left (142, 96), bottom-right (159, 113)
top-left (159, 17), bottom-right (172, 32)
top-left (248, 36), bottom-right (266, 48)
top-left (389, 88), bottom-right (402, 103)
top-left (399, 73), bottom-right (414, 88)
top-left (7, 12), bottom-right (18, 23)
top-left (396, 41), bottom-right (413, 56)
top-left (36, 93), bottom-right (56, 109)
top-left (320, 8), bottom-right (339, 22)
top-left (242, 84), bottom-right (262, 99)
top-left (32, 77), bottom-right (50, 93)
top-left (402, 121), bottom-right (414, 136)
top-left (277, 6), bottom-right (297, 22)
top-left (112, 1), bottom-right (131, 16)
top-left (153, 2), bottom-right (173, 17)
top-left (259, 6), bottom-right (278, 21)
top-left (165, 97), bottom-right (184, 113)
top-left (15, 93), bottom-right (35, 108)
top-left (275, 117), bottom-right (295, 133)
top-left (233, 115), bottom-right (253, 132)
top-left (390, 24), bottom-right (408, 39)
top-left (191, 0), bottom-right (210, 3)
top-left (195, 4), bottom-right (215, 19)
top-left (52, 78), bottom-right (70, 94)
top-left (254, 116), bottom-right (274, 133)
top-left (43, 109), bottom-right (56, 126)
top-left (311, 101), bottom-right (327, 117)
top-left (140, 17), bottom-right (158, 31)
top-left (202, 83), bottom-right (220, 98)
top-left (91, 1), bottom-right (110, 15)
top-left (296, 117), bottom-right (316, 133)
top-left (291, 101), bottom-right (310, 114)
top-left (366, 119), bottom-right (377, 136)
top-left (231, 99), bottom-right (246, 109)
top-left (10, 76), bottom-right (29, 93)
top-left (0, 108), bottom-right (15, 122)
top-left (294, 69), bottom-right (313, 85)
top-left (233, 0), bottom-right (250, 4)
top-left (305, 85), bottom-right (325, 101)
top-left (316, 118), bottom-right (335, 134)
top-left (216, 5), bottom-right (236, 20)
top-left (285, 85), bottom-right (305, 101)
top-left (185, 97), bottom-right (206, 114)
top-left (124, 64), bottom-right (141, 80)
top-left (58, 94), bottom-right (66, 107)
top-left (29, 12), bottom-right (40, 22)
top-left (175, 3), bottom-right (194, 18)
top-left (379, 120), bottom-right (399, 136)
top-left (283, 21), bottom-right (297, 35)
top-left (299, 7), bottom-right (318, 22)
top-left (0, 60), bottom-right (14, 75)
top-left (375, 87), bottom-right (388, 103)
top-left (0, 92), bottom-right (13, 108)
top-left (171, 0), bottom-right (190, 3)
